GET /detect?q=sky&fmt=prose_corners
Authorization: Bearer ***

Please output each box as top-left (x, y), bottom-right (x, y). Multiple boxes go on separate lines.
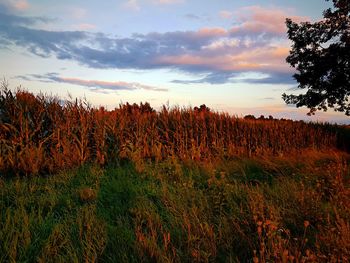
top-left (0, 0), bottom-right (348, 123)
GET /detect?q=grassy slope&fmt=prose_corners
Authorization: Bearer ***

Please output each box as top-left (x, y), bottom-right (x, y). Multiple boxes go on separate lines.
top-left (1, 151), bottom-right (350, 262)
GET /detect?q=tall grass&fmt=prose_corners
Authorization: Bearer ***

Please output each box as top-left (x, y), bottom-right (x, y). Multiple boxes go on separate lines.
top-left (0, 152), bottom-right (349, 262)
top-left (1, 83), bottom-right (349, 176)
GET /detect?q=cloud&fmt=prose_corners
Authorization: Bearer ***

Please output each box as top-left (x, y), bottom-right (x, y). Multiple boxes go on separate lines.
top-left (16, 73), bottom-right (168, 92)
top-left (123, 0), bottom-right (140, 11)
top-left (219, 10), bottom-right (232, 19)
top-left (152, 0), bottom-right (184, 5)
top-left (2, 0), bottom-right (30, 11)
top-left (156, 45), bottom-right (291, 73)
top-left (172, 71), bottom-right (295, 85)
top-left (230, 6), bottom-right (309, 37)
top-left (13, 0), bottom-right (28, 10)
top-left (123, 0), bottom-right (184, 11)
top-left (0, 10), bottom-right (52, 26)
top-left (1, 0), bottom-right (29, 11)
top-left (183, 13), bottom-right (211, 22)
top-left (172, 72), bottom-right (239, 85)
top-left (239, 72), bottom-right (295, 85)
top-left (70, 7), bottom-right (87, 20)
top-left (0, 38), bottom-right (12, 49)
top-left (0, 6), bottom-right (305, 85)
top-left (184, 13), bottom-right (201, 20)
top-left (196, 27), bottom-right (227, 38)
top-left (73, 23), bottom-right (97, 31)
top-left (58, 77), bottom-right (167, 92)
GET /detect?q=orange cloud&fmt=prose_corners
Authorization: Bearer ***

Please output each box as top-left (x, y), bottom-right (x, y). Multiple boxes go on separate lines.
top-left (13, 0), bottom-right (29, 10)
top-left (156, 45), bottom-right (292, 73)
top-left (196, 27), bottom-right (227, 38)
top-left (157, 54), bottom-right (263, 71)
top-left (271, 47), bottom-right (290, 58)
top-left (230, 6), bottom-right (309, 36)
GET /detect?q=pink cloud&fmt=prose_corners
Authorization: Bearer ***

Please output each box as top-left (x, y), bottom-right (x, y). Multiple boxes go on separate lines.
top-left (196, 27), bottom-right (227, 38)
top-left (17, 73), bottom-right (168, 92)
top-left (59, 77), bottom-right (167, 92)
top-left (2, 4), bottom-right (301, 85)
top-left (2, 0), bottom-right (30, 11)
top-left (219, 10), bottom-right (233, 19)
top-left (123, 0), bottom-right (140, 11)
top-left (230, 6), bottom-right (309, 36)
top-left (152, 0), bottom-right (184, 4)
top-left (152, 6), bottom-right (305, 75)
top-left (157, 54), bottom-right (264, 71)
top-left (13, 0), bottom-right (29, 10)
top-left (156, 45), bottom-right (292, 73)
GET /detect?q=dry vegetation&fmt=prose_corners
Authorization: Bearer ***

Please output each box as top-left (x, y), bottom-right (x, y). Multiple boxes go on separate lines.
top-left (0, 83), bottom-right (349, 176)
top-left (1, 83), bottom-right (350, 262)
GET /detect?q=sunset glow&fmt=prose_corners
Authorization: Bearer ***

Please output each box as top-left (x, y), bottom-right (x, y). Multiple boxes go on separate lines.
top-left (1, 0), bottom-right (348, 123)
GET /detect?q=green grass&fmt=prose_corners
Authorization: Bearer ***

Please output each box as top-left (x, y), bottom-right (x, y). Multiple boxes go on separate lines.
top-left (1, 151), bottom-right (350, 262)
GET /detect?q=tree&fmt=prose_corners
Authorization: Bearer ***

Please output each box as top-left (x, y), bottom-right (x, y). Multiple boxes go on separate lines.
top-left (194, 104), bottom-right (211, 113)
top-left (283, 0), bottom-right (350, 116)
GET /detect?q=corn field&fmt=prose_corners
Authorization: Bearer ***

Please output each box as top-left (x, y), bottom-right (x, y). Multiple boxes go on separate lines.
top-left (1, 84), bottom-right (349, 176)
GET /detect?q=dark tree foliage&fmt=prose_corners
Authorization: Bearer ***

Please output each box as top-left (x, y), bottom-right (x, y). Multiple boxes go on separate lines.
top-left (283, 0), bottom-right (350, 116)
top-left (194, 104), bottom-right (211, 113)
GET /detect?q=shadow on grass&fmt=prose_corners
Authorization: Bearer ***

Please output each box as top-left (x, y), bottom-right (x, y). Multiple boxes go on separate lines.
top-left (97, 163), bottom-right (143, 263)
